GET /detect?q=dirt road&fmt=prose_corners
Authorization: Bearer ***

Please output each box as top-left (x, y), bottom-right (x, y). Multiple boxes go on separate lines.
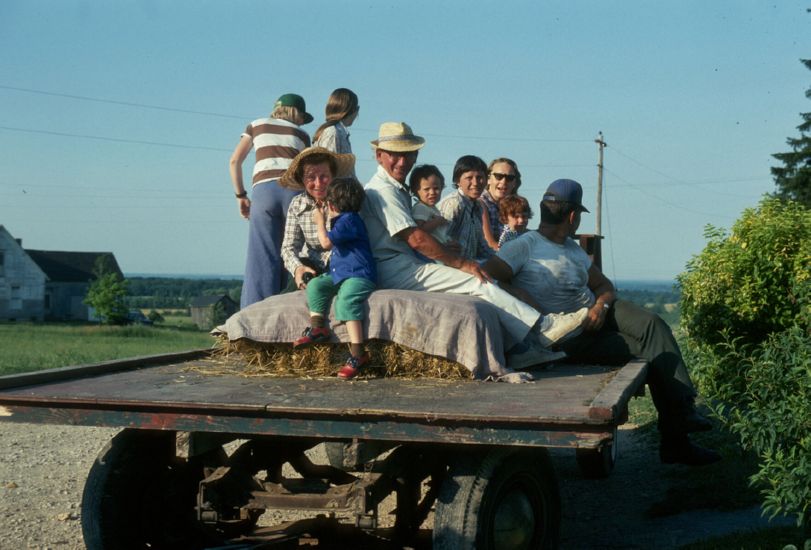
top-left (0, 422), bottom-right (790, 549)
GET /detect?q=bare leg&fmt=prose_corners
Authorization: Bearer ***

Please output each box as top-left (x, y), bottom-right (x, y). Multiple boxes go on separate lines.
top-left (346, 320), bottom-right (363, 345)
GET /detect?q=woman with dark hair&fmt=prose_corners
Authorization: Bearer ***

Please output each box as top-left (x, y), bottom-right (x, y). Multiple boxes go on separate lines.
top-left (279, 147), bottom-right (355, 291)
top-left (481, 157), bottom-right (522, 250)
top-left (438, 155), bottom-right (495, 261)
top-left (229, 93), bottom-right (313, 308)
top-left (313, 88), bottom-right (359, 159)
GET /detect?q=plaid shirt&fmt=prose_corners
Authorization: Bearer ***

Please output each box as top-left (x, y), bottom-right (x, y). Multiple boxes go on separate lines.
top-left (281, 193), bottom-right (331, 275)
top-left (438, 190), bottom-right (495, 261)
top-left (480, 189), bottom-right (502, 241)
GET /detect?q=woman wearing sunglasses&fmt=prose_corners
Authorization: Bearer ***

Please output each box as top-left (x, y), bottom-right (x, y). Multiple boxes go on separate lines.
top-left (481, 158), bottom-right (522, 250)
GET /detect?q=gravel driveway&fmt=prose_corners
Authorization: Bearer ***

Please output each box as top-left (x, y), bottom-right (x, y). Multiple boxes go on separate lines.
top-left (0, 422), bottom-right (791, 549)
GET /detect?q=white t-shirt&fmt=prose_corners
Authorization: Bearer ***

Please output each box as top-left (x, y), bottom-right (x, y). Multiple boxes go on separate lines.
top-left (497, 231), bottom-right (595, 314)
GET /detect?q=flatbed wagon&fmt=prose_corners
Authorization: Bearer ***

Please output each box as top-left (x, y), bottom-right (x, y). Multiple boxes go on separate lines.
top-left (0, 349), bottom-right (647, 549)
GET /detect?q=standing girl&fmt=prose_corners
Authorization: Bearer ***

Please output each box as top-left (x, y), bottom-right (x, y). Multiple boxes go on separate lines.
top-left (313, 88), bottom-right (360, 159)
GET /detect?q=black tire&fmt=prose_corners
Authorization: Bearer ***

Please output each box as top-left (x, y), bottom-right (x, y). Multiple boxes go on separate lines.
top-left (433, 448), bottom-right (560, 550)
top-left (81, 429), bottom-right (214, 550)
top-left (576, 427), bottom-right (618, 479)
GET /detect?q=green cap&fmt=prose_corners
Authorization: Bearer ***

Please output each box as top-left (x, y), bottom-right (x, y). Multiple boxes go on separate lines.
top-left (274, 93), bottom-right (313, 124)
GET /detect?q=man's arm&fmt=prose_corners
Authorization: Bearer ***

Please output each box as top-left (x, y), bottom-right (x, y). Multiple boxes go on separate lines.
top-left (585, 264), bottom-right (616, 331)
top-left (481, 256), bottom-right (543, 311)
top-left (396, 226), bottom-right (493, 283)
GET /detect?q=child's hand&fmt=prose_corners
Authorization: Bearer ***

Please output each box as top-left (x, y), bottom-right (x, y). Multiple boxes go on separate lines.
top-left (312, 206), bottom-right (326, 226)
top-left (431, 215), bottom-right (448, 226)
top-left (327, 202), bottom-right (340, 220)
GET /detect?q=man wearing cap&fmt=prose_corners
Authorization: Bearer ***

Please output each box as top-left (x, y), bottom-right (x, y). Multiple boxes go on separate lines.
top-left (482, 179), bottom-right (721, 466)
top-left (360, 123), bottom-right (587, 360)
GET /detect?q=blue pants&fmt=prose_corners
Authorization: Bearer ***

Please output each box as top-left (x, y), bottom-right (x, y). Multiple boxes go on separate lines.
top-left (240, 181), bottom-right (301, 309)
top-left (306, 274), bottom-right (375, 321)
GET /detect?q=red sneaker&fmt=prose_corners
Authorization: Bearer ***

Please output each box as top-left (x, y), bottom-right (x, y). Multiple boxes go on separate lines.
top-left (293, 326), bottom-right (331, 348)
top-left (337, 354), bottom-right (370, 380)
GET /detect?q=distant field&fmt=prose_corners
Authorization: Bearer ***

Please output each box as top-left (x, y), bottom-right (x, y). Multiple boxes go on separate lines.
top-left (0, 323), bottom-right (216, 375)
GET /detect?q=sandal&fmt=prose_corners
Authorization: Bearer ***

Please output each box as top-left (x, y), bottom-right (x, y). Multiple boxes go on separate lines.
top-left (337, 354), bottom-right (370, 380)
top-left (293, 326), bottom-right (331, 348)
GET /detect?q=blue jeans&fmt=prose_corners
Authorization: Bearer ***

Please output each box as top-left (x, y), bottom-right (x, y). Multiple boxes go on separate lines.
top-left (240, 181), bottom-right (301, 309)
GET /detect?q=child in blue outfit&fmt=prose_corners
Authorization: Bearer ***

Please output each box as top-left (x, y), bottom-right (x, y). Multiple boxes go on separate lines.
top-left (292, 177), bottom-right (377, 379)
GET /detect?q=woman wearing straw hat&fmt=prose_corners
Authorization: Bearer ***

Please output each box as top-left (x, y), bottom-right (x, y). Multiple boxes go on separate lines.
top-left (228, 93), bottom-right (313, 308)
top-left (280, 147), bottom-right (356, 291)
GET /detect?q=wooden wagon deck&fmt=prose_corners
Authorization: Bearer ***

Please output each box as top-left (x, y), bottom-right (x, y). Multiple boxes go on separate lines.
top-left (0, 349), bottom-right (647, 450)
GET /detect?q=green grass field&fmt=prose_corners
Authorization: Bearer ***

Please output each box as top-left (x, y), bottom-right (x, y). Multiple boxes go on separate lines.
top-left (0, 323), bottom-right (216, 375)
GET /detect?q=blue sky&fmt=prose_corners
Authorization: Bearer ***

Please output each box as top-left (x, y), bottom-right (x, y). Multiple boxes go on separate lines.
top-left (0, 1), bottom-right (808, 282)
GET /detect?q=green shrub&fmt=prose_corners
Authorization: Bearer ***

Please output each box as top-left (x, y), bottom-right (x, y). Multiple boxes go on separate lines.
top-left (679, 197), bottom-right (811, 527)
top-left (678, 197), bottom-right (810, 346)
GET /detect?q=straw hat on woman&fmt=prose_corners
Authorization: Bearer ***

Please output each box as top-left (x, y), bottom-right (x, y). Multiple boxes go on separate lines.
top-left (280, 147), bottom-right (356, 290)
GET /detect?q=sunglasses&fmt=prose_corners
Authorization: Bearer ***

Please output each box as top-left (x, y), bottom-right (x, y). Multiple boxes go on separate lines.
top-left (490, 172), bottom-right (517, 183)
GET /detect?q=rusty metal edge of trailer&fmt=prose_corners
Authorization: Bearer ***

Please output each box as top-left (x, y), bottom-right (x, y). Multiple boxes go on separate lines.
top-left (0, 403), bottom-right (616, 449)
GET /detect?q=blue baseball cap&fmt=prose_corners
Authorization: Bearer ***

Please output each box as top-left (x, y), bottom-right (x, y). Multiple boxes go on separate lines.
top-left (543, 179), bottom-right (589, 213)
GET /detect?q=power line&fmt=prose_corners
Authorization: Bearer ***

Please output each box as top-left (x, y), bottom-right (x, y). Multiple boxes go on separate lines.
top-left (1, 84), bottom-right (594, 143)
top-left (603, 167), bottom-right (736, 219)
top-left (0, 84), bottom-right (250, 120)
top-left (609, 145), bottom-right (688, 184)
top-left (0, 125), bottom-right (231, 152)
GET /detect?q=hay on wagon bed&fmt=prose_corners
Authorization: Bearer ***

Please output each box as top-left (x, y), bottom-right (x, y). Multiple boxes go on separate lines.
top-left (209, 334), bottom-right (472, 380)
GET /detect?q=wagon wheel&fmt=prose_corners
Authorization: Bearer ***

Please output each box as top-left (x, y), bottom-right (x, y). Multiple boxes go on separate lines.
top-left (576, 427), bottom-right (618, 479)
top-left (81, 429), bottom-right (220, 550)
top-left (433, 448), bottom-right (560, 550)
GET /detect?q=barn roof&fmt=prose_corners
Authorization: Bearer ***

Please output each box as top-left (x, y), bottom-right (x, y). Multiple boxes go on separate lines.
top-left (25, 250), bottom-right (123, 283)
top-left (190, 295), bottom-right (237, 308)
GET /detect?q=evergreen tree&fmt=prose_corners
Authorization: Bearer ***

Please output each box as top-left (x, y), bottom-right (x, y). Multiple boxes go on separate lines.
top-left (84, 257), bottom-right (129, 324)
top-left (771, 58), bottom-right (811, 207)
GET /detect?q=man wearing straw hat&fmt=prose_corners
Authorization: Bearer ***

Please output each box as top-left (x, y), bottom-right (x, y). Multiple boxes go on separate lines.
top-left (361, 122), bottom-right (587, 365)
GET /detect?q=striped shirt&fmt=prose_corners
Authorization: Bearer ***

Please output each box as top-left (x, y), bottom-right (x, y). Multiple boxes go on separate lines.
top-left (281, 193), bottom-right (331, 275)
top-left (242, 118), bottom-right (310, 186)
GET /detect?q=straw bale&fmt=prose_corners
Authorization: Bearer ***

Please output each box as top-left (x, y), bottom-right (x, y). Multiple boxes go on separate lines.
top-left (207, 335), bottom-right (472, 380)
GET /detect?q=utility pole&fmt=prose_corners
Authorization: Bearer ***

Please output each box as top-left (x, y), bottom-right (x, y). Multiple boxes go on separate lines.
top-left (595, 131), bottom-right (607, 236)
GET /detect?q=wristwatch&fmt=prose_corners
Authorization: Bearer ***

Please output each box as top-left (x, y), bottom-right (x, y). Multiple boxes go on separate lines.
top-left (601, 302), bottom-right (611, 311)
